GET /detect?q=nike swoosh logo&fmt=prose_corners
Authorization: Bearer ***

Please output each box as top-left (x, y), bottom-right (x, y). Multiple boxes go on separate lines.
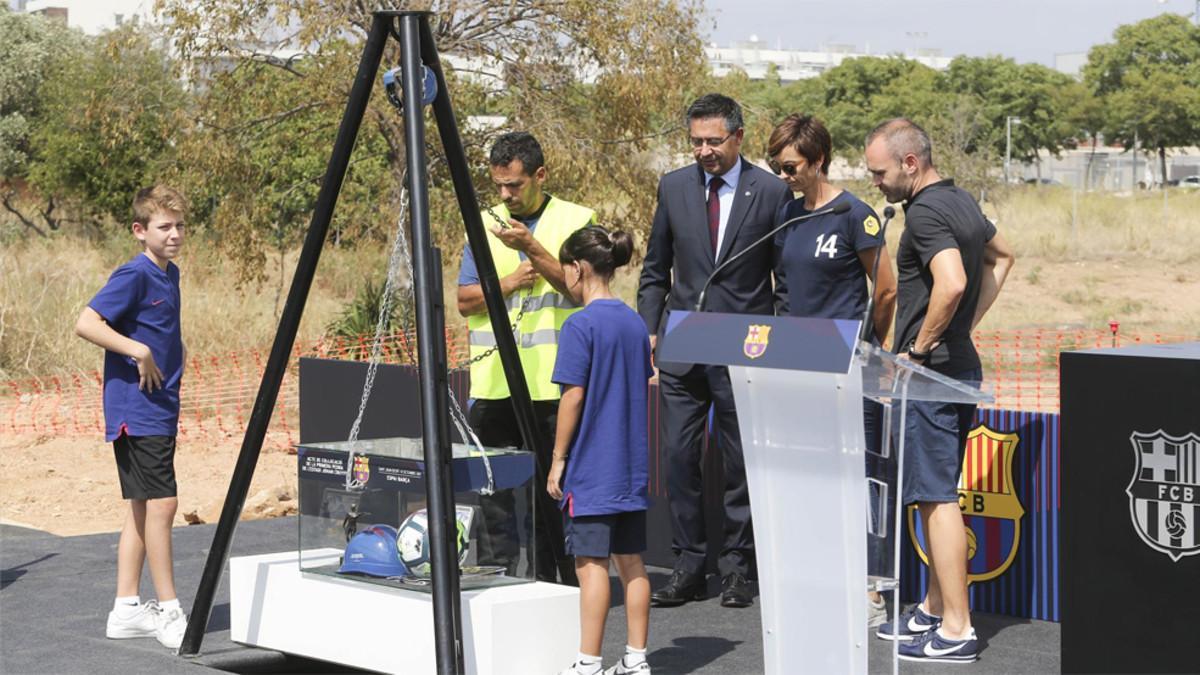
top-left (923, 639), bottom-right (966, 657)
top-left (907, 616), bottom-right (931, 632)
top-left (151, 299), bottom-right (165, 306)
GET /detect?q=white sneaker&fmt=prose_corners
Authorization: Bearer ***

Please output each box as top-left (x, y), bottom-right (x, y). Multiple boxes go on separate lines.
top-left (155, 606), bottom-right (188, 650)
top-left (105, 600), bottom-right (161, 639)
top-left (604, 658), bottom-right (651, 675)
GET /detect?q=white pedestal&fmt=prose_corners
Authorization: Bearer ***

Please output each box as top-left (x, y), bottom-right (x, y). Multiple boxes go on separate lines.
top-left (230, 549), bottom-right (579, 674)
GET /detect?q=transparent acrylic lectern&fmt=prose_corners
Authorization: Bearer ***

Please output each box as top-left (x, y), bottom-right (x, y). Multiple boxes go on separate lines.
top-left (658, 311), bottom-right (992, 675)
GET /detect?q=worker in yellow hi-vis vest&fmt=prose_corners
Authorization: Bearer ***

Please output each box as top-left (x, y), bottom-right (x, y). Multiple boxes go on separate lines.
top-left (457, 131), bottom-right (595, 584)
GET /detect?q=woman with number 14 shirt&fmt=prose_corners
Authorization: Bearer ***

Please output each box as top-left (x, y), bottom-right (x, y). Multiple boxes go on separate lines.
top-left (769, 114), bottom-right (896, 342)
top-left (768, 114), bottom-right (899, 628)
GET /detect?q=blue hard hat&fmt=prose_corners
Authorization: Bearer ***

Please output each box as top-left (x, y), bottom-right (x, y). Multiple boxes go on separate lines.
top-left (338, 524), bottom-right (407, 577)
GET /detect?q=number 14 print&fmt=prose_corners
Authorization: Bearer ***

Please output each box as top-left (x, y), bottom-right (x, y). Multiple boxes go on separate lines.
top-left (814, 233), bottom-right (838, 258)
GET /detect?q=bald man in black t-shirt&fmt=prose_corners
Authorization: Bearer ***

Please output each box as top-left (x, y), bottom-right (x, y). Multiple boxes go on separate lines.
top-left (863, 118), bottom-right (1015, 664)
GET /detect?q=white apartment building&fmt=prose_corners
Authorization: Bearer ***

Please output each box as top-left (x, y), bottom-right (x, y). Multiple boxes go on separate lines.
top-left (706, 35), bottom-right (952, 82)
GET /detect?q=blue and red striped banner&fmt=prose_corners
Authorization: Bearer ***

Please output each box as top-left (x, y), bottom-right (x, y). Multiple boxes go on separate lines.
top-left (902, 408), bottom-right (1061, 622)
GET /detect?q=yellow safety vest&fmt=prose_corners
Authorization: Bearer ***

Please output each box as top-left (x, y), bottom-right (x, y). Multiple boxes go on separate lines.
top-left (467, 196), bottom-right (596, 400)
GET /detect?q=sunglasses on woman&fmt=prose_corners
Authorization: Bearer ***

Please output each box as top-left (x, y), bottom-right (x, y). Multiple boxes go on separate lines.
top-left (767, 159), bottom-right (800, 176)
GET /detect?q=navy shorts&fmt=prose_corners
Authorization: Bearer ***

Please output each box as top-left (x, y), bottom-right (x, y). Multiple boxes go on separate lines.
top-left (563, 510), bottom-right (647, 558)
top-left (895, 368), bottom-right (981, 506)
top-left (113, 434), bottom-right (178, 500)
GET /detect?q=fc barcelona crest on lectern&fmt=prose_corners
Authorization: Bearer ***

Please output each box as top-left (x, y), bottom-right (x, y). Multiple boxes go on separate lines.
top-left (743, 324), bottom-right (771, 359)
top-left (1127, 430), bottom-right (1200, 562)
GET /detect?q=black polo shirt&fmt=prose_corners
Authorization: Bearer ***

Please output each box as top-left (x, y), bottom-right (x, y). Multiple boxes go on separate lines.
top-left (893, 179), bottom-right (996, 374)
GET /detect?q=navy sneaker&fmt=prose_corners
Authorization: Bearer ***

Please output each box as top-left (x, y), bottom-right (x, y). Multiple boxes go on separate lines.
top-left (876, 604), bottom-right (941, 641)
top-left (897, 627), bottom-right (979, 664)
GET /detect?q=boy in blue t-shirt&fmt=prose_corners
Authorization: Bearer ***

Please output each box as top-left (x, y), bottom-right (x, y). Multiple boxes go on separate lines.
top-left (74, 185), bottom-right (189, 651)
top-left (548, 227), bottom-right (655, 675)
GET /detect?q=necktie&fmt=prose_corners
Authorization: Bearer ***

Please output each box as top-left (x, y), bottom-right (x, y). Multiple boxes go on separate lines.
top-left (707, 176), bottom-right (724, 256)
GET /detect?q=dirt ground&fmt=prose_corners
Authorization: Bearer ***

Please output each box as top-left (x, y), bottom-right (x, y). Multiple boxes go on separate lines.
top-left (984, 254), bottom-right (1200, 336)
top-left (0, 432), bottom-right (299, 536)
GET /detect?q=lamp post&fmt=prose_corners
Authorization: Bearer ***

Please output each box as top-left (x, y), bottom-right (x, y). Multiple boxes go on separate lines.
top-left (1005, 116), bottom-right (1021, 184)
top-left (1131, 126), bottom-right (1139, 191)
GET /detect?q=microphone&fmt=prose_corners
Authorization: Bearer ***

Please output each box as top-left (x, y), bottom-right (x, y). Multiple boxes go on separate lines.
top-left (695, 200), bottom-right (851, 312)
top-left (858, 205), bottom-right (896, 343)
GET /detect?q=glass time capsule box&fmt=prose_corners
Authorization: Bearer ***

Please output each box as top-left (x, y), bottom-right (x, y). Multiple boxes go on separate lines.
top-left (297, 436), bottom-right (538, 592)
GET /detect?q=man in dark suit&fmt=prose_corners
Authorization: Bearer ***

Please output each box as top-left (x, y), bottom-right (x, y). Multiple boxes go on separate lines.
top-left (637, 94), bottom-right (791, 608)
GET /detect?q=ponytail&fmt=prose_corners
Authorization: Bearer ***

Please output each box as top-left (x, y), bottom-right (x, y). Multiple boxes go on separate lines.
top-left (559, 225), bottom-right (635, 279)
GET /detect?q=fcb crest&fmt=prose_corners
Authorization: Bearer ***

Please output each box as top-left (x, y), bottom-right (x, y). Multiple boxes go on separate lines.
top-left (743, 324), bottom-right (771, 359)
top-left (1126, 430), bottom-right (1200, 562)
top-left (908, 425), bottom-right (1024, 583)
top-left (353, 455), bottom-right (371, 485)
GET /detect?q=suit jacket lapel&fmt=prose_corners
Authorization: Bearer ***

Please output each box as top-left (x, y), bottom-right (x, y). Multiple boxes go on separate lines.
top-left (716, 158), bottom-right (759, 264)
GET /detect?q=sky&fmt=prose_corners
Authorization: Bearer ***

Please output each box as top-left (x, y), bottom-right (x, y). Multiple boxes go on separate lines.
top-left (703, 0), bottom-right (1198, 65)
top-left (12, 0), bottom-right (1197, 67)
top-left (18, 0), bottom-right (151, 33)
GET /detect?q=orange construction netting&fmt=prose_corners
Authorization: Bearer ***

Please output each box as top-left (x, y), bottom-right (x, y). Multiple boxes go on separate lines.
top-left (1, 328), bottom-right (1193, 447)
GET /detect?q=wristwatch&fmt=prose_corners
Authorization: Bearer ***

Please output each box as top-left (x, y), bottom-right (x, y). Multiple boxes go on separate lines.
top-left (907, 338), bottom-right (932, 362)
top-left (908, 347), bottom-right (931, 362)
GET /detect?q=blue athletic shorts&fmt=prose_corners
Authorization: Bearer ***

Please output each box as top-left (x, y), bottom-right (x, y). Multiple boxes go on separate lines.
top-left (895, 368), bottom-right (981, 506)
top-left (563, 510), bottom-right (647, 558)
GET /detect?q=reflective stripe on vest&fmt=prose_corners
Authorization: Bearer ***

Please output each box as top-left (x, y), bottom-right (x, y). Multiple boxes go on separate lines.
top-left (520, 328), bottom-right (560, 348)
top-left (501, 290), bottom-right (574, 313)
top-left (468, 326), bottom-right (562, 349)
top-left (524, 291), bottom-right (577, 312)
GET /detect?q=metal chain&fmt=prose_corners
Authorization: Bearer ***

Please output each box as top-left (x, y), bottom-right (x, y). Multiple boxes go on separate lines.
top-left (344, 180), bottom-right (412, 490)
top-left (343, 181), bottom-right (497, 494)
top-left (462, 205), bottom-right (532, 367)
top-left (462, 303), bottom-right (529, 367)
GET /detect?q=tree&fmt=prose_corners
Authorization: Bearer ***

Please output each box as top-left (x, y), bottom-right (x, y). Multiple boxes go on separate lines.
top-left (154, 0), bottom-right (709, 277)
top-left (28, 25), bottom-right (189, 226)
top-left (1057, 81), bottom-right (1106, 189)
top-left (941, 56), bottom-right (1076, 176)
top-left (812, 56), bottom-right (937, 159)
top-left (167, 41), bottom-right (395, 292)
top-left (1084, 14), bottom-right (1200, 187)
top-left (1104, 69), bottom-right (1200, 186)
top-left (0, 7), bottom-right (85, 235)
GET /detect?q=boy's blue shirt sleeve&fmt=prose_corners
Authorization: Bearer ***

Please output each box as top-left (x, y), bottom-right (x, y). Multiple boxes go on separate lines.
top-left (552, 318), bottom-right (591, 388)
top-left (88, 264), bottom-right (142, 324)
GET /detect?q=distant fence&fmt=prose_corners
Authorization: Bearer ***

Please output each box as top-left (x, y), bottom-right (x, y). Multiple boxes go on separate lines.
top-left (1, 328), bottom-right (1193, 447)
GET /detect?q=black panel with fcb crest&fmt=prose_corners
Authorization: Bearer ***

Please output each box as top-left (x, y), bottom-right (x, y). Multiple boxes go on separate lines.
top-left (1061, 342), bottom-right (1200, 673)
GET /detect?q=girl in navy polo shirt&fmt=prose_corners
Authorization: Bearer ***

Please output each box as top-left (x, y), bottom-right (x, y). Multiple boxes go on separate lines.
top-left (548, 226), bottom-right (654, 675)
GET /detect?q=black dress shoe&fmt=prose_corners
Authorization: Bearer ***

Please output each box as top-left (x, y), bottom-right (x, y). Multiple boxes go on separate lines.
top-left (650, 568), bottom-right (706, 607)
top-left (720, 572), bottom-right (754, 608)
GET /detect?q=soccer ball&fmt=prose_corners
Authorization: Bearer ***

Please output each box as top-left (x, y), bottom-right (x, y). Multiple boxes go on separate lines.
top-left (965, 527), bottom-right (978, 561)
top-left (396, 507), bottom-right (472, 577)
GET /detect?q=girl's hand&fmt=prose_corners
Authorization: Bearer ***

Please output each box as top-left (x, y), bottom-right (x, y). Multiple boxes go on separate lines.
top-left (547, 456), bottom-right (566, 500)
